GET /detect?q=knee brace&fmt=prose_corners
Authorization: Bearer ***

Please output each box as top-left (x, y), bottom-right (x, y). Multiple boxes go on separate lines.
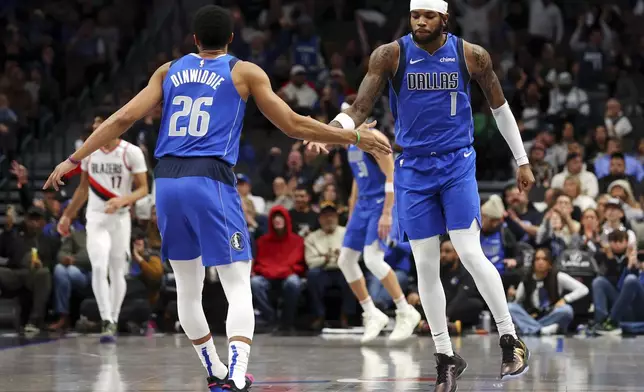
top-left (337, 247), bottom-right (363, 283)
top-left (363, 241), bottom-right (391, 280)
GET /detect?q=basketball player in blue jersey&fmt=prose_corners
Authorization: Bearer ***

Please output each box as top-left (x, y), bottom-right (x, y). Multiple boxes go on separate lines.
top-left (43, 6), bottom-right (391, 392)
top-left (309, 0), bottom-right (535, 390)
top-left (340, 121), bottom-right (422, 343)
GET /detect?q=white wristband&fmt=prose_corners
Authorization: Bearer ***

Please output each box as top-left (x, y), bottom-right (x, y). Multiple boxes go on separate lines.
top-left (385, 182), bottom-right (394, 193)
top-left (332, 112), bottom-right (356, 130)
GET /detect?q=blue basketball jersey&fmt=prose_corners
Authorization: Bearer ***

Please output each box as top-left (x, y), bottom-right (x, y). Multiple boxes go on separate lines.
top-left (347, 144), bottom-right (385, 199)
top-left (389, 33), bottom-right (473, 156)
top-left (156, 54), bottom-right (246, 165)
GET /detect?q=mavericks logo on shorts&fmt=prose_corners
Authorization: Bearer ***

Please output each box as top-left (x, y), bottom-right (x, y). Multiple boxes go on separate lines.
top-left (230, 232), bottom-right (245, 251)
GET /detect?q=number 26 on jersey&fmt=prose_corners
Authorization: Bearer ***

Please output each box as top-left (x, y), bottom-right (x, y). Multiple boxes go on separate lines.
top-left (168, 95), bottom-right (213, 137)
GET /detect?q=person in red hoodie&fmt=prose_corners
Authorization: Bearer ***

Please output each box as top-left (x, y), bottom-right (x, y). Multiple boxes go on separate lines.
top-left (251, 205), bottom-right (305, 333)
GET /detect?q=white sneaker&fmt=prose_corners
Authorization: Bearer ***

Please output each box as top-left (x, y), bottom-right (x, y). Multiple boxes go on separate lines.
top-left (361, 309), bottom-right (390, 343)
top-left (540, 323), bottom-right (559, 336)
top-left (388, 306), bottom-right (421, 342)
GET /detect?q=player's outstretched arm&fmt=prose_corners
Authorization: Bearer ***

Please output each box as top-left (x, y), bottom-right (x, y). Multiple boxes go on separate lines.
top-left (239, 61), bottom-right (391, 156)
top-left (57, 171), bottom-right (89, 235)
top-left (464, 41), bottom-right (535, 193)
top-left (44, 63), bottom-right (169, 190)
top-left (330, 43), bottom-right (398, 130)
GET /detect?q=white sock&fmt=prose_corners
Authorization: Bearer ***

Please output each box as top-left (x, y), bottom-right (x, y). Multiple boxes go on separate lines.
top-left (394, 295), bottom-right (409, 310)
top-left (449, 224), bottom-right (517, 339)
top-left (360, 297), bottom-right (378, 314)
top-left (433, 331), bottom-right (454, 356)
top-left (194, 339), bottom-right (228, 379)
top-left (228, 341), bottom-right (251, 389)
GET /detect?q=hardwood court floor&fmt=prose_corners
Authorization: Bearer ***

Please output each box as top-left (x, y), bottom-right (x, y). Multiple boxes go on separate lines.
top-left (0, 333), bottom-right (642, 391)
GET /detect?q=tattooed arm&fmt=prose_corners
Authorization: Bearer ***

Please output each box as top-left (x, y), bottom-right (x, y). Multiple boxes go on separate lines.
top-left (464, 42), bottom-right (506, 109)
top-left (464, 41), bottom-right (535, 192)
top-left (330, 42), bottom-right (399, 128)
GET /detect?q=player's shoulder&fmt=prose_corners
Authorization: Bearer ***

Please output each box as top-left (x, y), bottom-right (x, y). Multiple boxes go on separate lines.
top-left (460, 40), bottom-right (491, 74)
top-left (368, 41), bottom-right (401, 75)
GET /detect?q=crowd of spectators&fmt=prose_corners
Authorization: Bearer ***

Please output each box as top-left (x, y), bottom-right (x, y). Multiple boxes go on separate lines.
top-left (0, 0), bottom-right (643, 337)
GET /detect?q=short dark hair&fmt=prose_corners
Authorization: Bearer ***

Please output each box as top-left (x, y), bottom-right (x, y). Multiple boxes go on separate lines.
top-left (608, 229), bottom-right (628, 243)
top-left (193, 5), bottom-right (233, 50)
top-left (610, 152), bottom-right (625, 162)
top-left (295, 184), bottom-right (311, 195)
top-left (566, 152), bottom-right (581, 162)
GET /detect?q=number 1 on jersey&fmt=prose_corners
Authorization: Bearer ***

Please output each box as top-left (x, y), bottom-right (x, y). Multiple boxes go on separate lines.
top-left (168, 95), bottom-right (214, 137)
top-left (450, 91), bottom-right (457, 116)
top-left (111, 176), bottom-right (122, 188)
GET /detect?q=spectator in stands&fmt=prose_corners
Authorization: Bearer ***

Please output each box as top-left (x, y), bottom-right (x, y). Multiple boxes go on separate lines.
top-left (600, 198), bottom-right (638, 250)
top-left (547, 72), bottom-right (590, 122)
top-left (508, 248), bottom-right (589, 335)
top-left (571, 208), bottom-right (603, 253)
top-left (595, 138), bottom-right (644, 181)
top-left (593, 230), bottom-right (643, 335)
top-left (548, 122), bottom-right (577, 171)
top-left (318, 183), bottom-right (348, 225)
top-left (290, 185), bottom-right (318, 237)
top-left (563, 177), bottom-right (597, 212)
top-left (604, 98), bottom-right (633, 139)
top-left (290, 15), bottom-right (325, 81)
top-left (585, 125), bottom-right (608, 163)
top-left (527, 0), bottom-right (564, 55)
top-left (608, 180), bottom-right (643, 221)
top-left (0, 94), bottom-right (18, 160)
top-left (305, 202), bottom-right (353, 330)
top-left (529, 143), bottom-right (556, 188)
top-left (0, 207), bottom-right (53, 333)
top-left (480, 195), bottom-right (521, 289)
top-left (48, 225), bottom-right (92, 331)
top-left (130, 229), bottom-right (165, 307)
top-left (536, 202), bottom-right (577, 259)
top-left (598, 153), bottom-right (641, 195)
top-left (573, 27), bottom-right (608, 91)
top-left (504, 185), bottom-right (543, 243)
top-left (278, 65), bottom-right (319, 114)
top-left (147, 205), bottom-right (161, 251)
top-left (236, 173), bottom-right (266, 215)
top-left (251, 206), bottom-right (305, 333)
top-left (242, 197), bottom-right (267, 258)
top-left (551, 153), bottom-right (599, 198)
top-left (266, 177), bottom-right (294, 212)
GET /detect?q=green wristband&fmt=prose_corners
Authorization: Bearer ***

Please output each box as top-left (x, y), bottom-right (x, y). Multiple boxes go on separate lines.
top-left (354, 130), bottom-right (361, 145)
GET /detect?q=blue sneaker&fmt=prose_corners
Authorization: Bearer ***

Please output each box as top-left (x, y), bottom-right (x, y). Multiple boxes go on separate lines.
top-left (207, 375), bottom-right (227, 392)
top-left (99, 321), bottom-right (117, 344)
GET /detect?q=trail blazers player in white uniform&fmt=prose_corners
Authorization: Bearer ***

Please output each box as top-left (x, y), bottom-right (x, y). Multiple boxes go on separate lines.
top-left (58, 133), bottom-right (148, 342)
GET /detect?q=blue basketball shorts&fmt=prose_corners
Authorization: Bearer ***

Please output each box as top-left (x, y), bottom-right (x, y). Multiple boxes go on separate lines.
top-left (342, 197), bottom-right (384, 251)
top-left (154, 156), bottom-right (252, 267)
top-left (394, 145), bottom-right (481, 241)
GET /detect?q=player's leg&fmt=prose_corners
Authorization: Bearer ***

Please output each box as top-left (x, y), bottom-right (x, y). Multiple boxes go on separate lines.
top-left (156, 177), bottom-right (228, 391)
top-left (106, 213), bottom-right (131, 325)
top-left (86, 213), bottom-right (115, 339)
top-left (196, 178), bottom-right (254, 391)
top-left (362, 211), bottom-right (420, 342)
top-left (442, 148), bottom-right (528, 379)
top-left (396, 155), bottom-right (467, 391)
top-left (337, 204), bottom-right (389, 343)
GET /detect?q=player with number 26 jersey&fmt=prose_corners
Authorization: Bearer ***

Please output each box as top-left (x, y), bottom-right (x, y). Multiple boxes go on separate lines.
top-left (154, 53), bottom-right (252, 266)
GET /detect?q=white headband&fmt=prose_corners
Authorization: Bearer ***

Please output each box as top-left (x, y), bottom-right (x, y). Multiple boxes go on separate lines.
top-left (410, 0), bottom-right (448, 14)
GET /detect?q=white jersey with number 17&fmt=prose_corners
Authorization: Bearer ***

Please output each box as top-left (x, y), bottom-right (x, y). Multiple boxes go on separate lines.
top-left (80, 140), bottom-right (147, 213)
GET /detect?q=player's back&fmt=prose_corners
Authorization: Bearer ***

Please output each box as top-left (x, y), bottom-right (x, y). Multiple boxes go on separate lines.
top-left (156, 54), bottom-right (245, 165)
top-left (389, 33), bottom-right (474, 156)
top-left (347, 144), bottom-right (385, 200)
